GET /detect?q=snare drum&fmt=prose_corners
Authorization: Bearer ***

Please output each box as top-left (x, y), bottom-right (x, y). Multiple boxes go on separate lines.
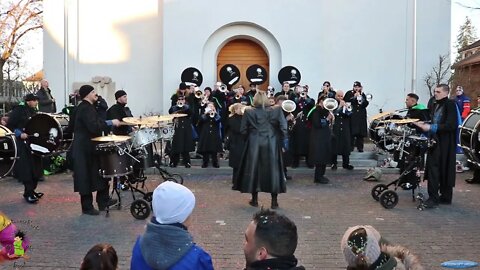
top-left (130, 128), bottom-right (159, 149)
top-left (0, 125), bottom-right (17, 178)
top-left (24, 113), bottom-right (72, 155)
top-left (96, 142), bottom-right (132, 178)
top-left (159, 125), bottom-right (174, 140)
top-left (459, 110), bottom-right (480, 165)
top-left (369, 119), bottom-right (395, 152)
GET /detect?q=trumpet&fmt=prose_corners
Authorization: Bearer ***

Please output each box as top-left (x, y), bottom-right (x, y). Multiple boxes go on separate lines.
top-left (345, 102), bottom-right (352, 112)
top-left (194, 89), bottom-right (203, 99)
top-left (219, 84), bottom-right (228, 93)
top-left (209, 111), bottom-right (215, 118)
top-left (366, 93), bottom-right (373, 102)
top-left (299, 92), bottom-right (307, 98)
top-left (177, 100), bottom-right (185, 107)
top-left (235, 93), bottom-right (242, 100)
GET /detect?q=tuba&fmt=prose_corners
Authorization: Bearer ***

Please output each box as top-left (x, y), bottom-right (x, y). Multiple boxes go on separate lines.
top-left (281, 100), bottom-right (297, 113)
top-left (323, 98), bottom-right (338, 111)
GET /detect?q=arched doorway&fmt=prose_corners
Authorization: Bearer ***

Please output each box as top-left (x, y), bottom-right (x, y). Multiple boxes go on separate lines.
top-left (217, 39), bottom-right (269, 90)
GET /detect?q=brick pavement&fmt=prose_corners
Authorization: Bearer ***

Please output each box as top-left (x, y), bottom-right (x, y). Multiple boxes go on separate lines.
top-left (1, 167), bottom-right (480, 269)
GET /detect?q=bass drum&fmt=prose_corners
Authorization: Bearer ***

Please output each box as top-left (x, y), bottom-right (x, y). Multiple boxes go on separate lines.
top-left (459, 110), bottom-right (480, 166)
top-left (24, 113), bottom-right (72, 155)
top-left (0, 125), bottom-right (17, 178)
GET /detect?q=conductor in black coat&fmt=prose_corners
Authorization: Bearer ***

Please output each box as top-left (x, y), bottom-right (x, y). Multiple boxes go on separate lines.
top-left (7, 94), bottom-right (43, 203)
top-left (72, 85), bottom-right (121, 215)
top-left (106, 90), bottom-right (133, 135)
top-left (233, 91), bottom-right (288, 209)
top-left (414, 84), bottom-right (457, 208)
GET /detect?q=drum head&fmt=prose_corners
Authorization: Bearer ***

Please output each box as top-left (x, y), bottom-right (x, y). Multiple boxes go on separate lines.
top-left (25, 113), bottom-right (63, 155)
top-left (460, 112), bottom-right (480, 165)
top-left (0, 125), bottom-right (17, 178)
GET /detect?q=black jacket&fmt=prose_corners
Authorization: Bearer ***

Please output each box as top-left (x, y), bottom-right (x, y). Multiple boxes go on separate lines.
top-left (37, 87), bottom-right (56, 113)
top-left (107, 102), bottom-right (133, 135)
top-left (246, 256), bottom-right (306, 270)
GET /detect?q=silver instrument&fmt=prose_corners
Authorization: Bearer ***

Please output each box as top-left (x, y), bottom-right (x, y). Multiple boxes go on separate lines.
top-left (281, 100), bottom-right (296, 113)
top-left (219, 84), bottom-right (228, 93)
top-left (323, 98), bottom-right (338, 111)
top-left (366, 93), bottom-right (373, 102)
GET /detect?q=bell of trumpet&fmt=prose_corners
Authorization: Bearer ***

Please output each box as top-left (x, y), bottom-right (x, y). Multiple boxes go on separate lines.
top-left (281, 100), bottom-right (297, 113)
top-left (194, 89), bottom-right (203, 99)
top-left (323, 98), bottom-right (338, 111)
top-left (219, 84), bottom-right (228, 93)
top-left (366, 93), bottom-right (373, 102)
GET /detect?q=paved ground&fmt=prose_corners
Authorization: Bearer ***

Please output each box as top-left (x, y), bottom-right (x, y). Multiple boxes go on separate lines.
top-left (1, 165), bottom-right (480, 269)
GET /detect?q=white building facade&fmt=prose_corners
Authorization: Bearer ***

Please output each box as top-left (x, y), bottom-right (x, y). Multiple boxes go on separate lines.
top-left (44, 0), bottom-right (451, 115)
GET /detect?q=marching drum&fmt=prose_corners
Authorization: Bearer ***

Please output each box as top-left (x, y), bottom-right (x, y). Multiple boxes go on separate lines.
top-left (130, 128), bottom-right (159, 149)
top-left (0, 125), bottom-right (17, 178)
top-left (96, 142), bottom-right (133, 178)
top-left (459, 110), bottom-right (480, 165)
top-left (24, 113), bottom-right (72, 155)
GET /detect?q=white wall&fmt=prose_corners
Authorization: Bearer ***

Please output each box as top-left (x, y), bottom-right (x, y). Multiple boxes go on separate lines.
top-left (44, 0), bottom-right (450, 116)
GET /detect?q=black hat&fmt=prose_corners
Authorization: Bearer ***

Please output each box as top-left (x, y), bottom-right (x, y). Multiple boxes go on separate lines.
top-left (79, 85), bottom-right (95, 99)
top-left (181, 67), bottom-right (203, 87)
top-left (115, 90), bottom-right (127, 100)
top-left (219, 64), bottom-right (241, 86)
top-left (353, 81), bottom-right (362, 87)
top-left (24, 93), bottom-right (39, 101)
top-left (278, 66), bottom-right (301, 87)
top-left (179, 82), bottom-right (187, 90)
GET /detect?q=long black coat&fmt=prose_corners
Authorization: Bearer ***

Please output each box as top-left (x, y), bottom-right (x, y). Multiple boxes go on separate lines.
top-left (72, 100), bottom-right (109, 195)
top-left (308, 107), bottom-right (332, 165)
top-left (425, 97), bottom-right (457, 188)
top-left (233, 105), bottom-right (287, 194)
top-left (106, 103), bottom-right (133, 135)
top-left (168, 105), bottom-right (195, 153)
top-left (227, 114), bottom-right (245, 168)
top-left (197, 113), bottom-right (223, 153)
top-left (332, 106), bottom-right (352, 155)
top-left (344, 90), bottom-right (369, 137)
top-left (37, 87), bottom-right (56, 113)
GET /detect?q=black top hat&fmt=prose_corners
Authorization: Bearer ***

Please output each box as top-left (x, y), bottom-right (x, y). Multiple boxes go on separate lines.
top-left (181, 67), bottom-right (203, 87)
top-left (246, 64), bottom-right (268, 84)
top-left (278, 66), bottom-right (301, 87)
top-left (219, 64), bottom-right (241, 86)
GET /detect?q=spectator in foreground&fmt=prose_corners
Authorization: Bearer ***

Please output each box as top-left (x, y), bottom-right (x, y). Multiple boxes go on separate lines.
top-left (80, 243), bottom-right (118, 270)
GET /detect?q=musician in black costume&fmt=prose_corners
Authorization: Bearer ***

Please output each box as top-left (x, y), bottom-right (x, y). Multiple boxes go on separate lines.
top-left (197, 102), bottom-right (223, 168)
top-left (7, 94), bottom-right (43, 204)
top-left (330, 90), bottom-right (354, 170)
top-left (168, 95), bottom-right (194, 168)
top-left (106, 90), bottom-right (133, 135)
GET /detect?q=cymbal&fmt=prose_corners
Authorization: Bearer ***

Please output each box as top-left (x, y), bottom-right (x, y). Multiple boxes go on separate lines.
top-left (122, 117), bottom-right (153, 125)
top-left (370, 111), bottom-right (394, 121)
top-left (146, 115), bottom-right (175, 122)
top-left (387, 118), bottom-right (419, 124)
top-left (119, 121), bottom-right (138, 126)
top-left (91, 135), bottom-right (131, 142)
top-left (170, 113), bottom-right (188, 118)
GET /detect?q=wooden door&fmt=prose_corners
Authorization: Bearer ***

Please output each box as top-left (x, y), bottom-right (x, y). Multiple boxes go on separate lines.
top-left (217, 39), bottom-right (269, 90)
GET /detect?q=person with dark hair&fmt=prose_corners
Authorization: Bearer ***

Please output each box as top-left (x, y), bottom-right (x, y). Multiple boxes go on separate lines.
top-left (331, 90), bottom-right (354, 170)
top-left (344, 81), bottom-right (369, 152)
top-left (168, 95), bottom-right (194, 168)
top-left (414, 84), bottom-right (458, 208)
top-left (36, 79), bottom-right (56, 113)
top-left (71, 85), bottom-right (121, 215)
top-left (243, 209), bottom-right (305, 270)
top-left (341, 225), bottom-right (424, 270)
top-left (274, 82), bottom-right (294, 100)
top-left (131, 181), bottom-right (214, 270)
top-left (308, 94), bottom-right (333, 183)
top-left (233, 91), bottom-right (288, 209)
top-left (319, 81), bottom-right (336, 99)
top-left (405, 93), bottom-right (429, 121)
top-left (454, 86), bottom-right (470, 121)
top-left (80, 243), bottom-right (118, 270)
top-left (7, 94), bottom-right (44, 203)
top-left (106, 90), bottom-right (133, 135)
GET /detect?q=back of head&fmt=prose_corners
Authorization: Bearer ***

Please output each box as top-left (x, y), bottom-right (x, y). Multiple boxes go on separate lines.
top-left (80, 243), bottom-right (118, 270)
top-left (252, 91), bottom-right (270, 107)
top-left (341, 225), bottom-right (382, 269)
top-left (152, 181), bottom-right (196, 224)
top-left (253, 209), bottom-right (298, 257)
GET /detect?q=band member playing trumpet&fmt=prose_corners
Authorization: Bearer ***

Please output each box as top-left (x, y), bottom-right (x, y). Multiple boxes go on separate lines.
top-left (331, 90), bottom-right (354, 170)
top-left (7, 94), bottom-right (43, 204)
top-left (290, 87), bottom-right (315, 168)
top-left (197, 102), bottom-right (223, 168)
top-left (344, 81), bottom-right (369, 152)
top-left (168, 95), bottom-right (194, 168)
top-left (274, 82), bottom-right (294, 100)
top-left (308, 95), bottom-right (333, 184)
top-left (231, 86), bottom-right (249, 105)
top-left (171, 82), bottom-right (192, 107)
top-left (320, 81), bottom-right (336, 99)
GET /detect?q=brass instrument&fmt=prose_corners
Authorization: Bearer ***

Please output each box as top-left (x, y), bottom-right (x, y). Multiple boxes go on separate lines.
top-left (219, 84), bottom-right (228, 93)
top-left (200, 97), bottom-right (209, 106)
top-left (299, 91), bottom-right (307, 98)
top-left (323, 98), bottom-right (338, 111)
top-left (345, 102), bottom-right (353, 112)
top-left (194, 89), bottom-right (203, 99)
top-left (177, 100), bottom-right (185, 107)
top-left (366, 93), bottom-right (373, 102)
top-left (209, 111), bottom-right (215, 118)
top-left (235, 93), bottom-right (242, 100)
top-left (281, 100), bottom-right (296, 113)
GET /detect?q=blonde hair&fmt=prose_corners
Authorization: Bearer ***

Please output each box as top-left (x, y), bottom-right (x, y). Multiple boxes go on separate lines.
top-left (252, 91), bottom-right (270, 107)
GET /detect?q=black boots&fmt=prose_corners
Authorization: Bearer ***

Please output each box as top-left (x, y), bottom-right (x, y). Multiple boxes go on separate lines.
top-left (249, 192), bottom-right (258, 207)
top-left (271, 193), bottom-right (278, 209)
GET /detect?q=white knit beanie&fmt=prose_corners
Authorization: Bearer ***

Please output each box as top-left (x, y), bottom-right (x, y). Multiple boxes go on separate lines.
top-left (341, 225), bottom-right (382, 267)
top-left (152, 181), bottom-right (195, 224)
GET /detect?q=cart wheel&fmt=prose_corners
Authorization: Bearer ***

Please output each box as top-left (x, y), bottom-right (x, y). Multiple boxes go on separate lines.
top-left (379, 190), bottom-right (399, 209)
top-left (371, 184), bottom-right (388, 201)
top-left (130, 199), bottom-right (151, 220)
top-left (164, 177), bottom-right (178, 183)
top-left (143, 192), bottom-right (153, 202)
top-left (169, 173), bottom-right (184, 184)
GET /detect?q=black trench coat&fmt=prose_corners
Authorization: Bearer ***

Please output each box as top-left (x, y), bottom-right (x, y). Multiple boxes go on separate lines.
top-left (233, 105), bottom-right (287, 194)
top-left (169, 105), bottom-right (195, 154)
top-left (331, 106), bottom-right (352, 155)
top-left (197, 113), bottom-right (223, 153)
top-left (308, 107), bottom-right (332, 165)
top-left (344, 90), bottom-right (369, 137)
top-left (227, 114), bottom-right (245, 168)
top-left (72, 100), bottom-right (109, 195)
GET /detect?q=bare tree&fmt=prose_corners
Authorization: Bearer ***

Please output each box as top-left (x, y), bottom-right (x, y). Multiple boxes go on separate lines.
top-left (0, 0), bottom-right (43, 83)
top-left (424, 54), bottom-right (452, 97)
